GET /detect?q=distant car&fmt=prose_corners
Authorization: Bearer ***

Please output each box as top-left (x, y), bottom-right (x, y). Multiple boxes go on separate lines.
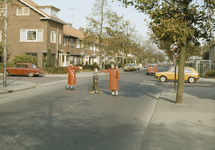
top-left (124, 64), bottom-right (136, 71)
top-left (164, 64), bottom-right (169, 67)
top-left (2, 63), bottom-right (44, 77)
top-left (146, 64), bottom-right (158, 75)
top-left (155, 67), bottom-right (199, 83)
top-left (135, 64), bottom-right (140, 70)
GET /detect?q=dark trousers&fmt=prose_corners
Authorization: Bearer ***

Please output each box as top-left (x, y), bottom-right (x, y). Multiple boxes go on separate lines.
top-left (90, 81), bottom-right (100, 92)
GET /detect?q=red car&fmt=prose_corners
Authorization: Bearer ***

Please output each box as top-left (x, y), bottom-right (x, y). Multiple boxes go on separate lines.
top-left (2, 63), bottom-right (44, 77)
top-left (146, 64), bottom-right (158, 75)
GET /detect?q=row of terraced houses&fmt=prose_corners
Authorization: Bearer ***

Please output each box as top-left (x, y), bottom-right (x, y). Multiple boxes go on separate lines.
top-left (0, 0), bottom-right (103, 67)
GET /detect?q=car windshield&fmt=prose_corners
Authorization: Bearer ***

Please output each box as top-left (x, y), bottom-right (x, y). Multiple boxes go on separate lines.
top-left (30, 64), bottom-right (37, 68)
top-left (148, 65), bottom-right (156, 68)
top-left (126, 64), bottom-right (133, 66)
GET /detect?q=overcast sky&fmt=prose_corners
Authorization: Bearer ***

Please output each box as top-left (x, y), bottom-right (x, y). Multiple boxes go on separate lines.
top-left (33, 0), bottom-right (150, 38)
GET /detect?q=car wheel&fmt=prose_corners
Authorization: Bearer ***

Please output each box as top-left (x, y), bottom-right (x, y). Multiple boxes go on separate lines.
top-left (28, 73), bottom-right (34, 77)
top-left (6, 71), bottom-right (10, 76)
top-left (146, 73), bottom-right (149, 75)
top-left (188, 77), bottom-right (195, 83)
top-left (160, 76), bottom-right (167, 82)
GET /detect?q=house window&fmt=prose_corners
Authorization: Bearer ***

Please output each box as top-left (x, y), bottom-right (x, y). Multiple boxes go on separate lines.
top-left (16, 7), bottom-right (30, 16)
top-left (63, 36), bottom-right (66, 46)
top-left (26, 53), bottom-right (38, 59)
top-left (67, 37), bottom-right (69, 46)
top-left (59, 33), bottom-right (61, 44)
top-left (27, 31), bottom-right (36, 40)
top-left (20, 29), bottom-right (43, 42)
top-left (70, 38), bottom-right (75, 47)
top-left (90, 44), bottom-right (92, 50)
top-left (76, 39), bottom-right (80, 48)
top-left (50, 31), bottom-right (56, 43)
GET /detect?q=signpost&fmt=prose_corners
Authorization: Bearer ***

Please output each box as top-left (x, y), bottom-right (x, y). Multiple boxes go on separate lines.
top-left (170, 43), bottom-right (180, 93)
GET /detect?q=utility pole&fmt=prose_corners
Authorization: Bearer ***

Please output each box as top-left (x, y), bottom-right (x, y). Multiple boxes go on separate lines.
top-left (3, 0), bottom-right (8, 87)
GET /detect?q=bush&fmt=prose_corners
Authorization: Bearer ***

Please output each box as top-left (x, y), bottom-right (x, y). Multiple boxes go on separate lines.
top-left (45, 48), bottom-right (55, 67)
top-left (0, 63), bottom-right (15, 72)
top-left (83, 63), bottom-right (100, 70)
top-left (205, 70), bottom-right (215, 77)
top-left (42, 67), bottom-right (81, 74)
top-left (12, 54), bottom-right (38, 66)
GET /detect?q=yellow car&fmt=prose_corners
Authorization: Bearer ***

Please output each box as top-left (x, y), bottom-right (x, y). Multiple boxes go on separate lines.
top-left (155, 67), bottom-right (199, 83)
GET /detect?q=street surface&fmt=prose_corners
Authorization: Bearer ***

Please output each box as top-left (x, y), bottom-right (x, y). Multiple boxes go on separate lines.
top-left (0, 66), bottom-right (214, 150)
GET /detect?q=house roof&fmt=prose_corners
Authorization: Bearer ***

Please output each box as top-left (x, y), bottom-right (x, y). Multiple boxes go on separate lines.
top-left (19, 0), bottom-right (66, 24)
top-left (37, 5), bottom-right (60, 11)
top-left (63, 25), bottom-right (85, 39)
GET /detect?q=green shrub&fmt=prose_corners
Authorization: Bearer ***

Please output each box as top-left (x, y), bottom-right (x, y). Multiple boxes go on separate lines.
top-left (12, 54), bottom-right (38, 66)
top-left (0, 63), bottom-right (15, 72)
top-left (42, 67), bottom-right (81, 74)
top-left (45, 47), bottom-right (55, 67)
top-left (205, 70), bottom-right (215, 77)
top-left (83, 63), bottom-right (100, 70)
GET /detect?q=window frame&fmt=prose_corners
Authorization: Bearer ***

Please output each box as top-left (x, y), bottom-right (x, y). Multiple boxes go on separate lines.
top-left (63, 36), bottom-right (66, 46)
top-left (70, 38), bottom-right (75, 47)
top-left (50, 31), bottom-right (57, 43)
top-left (20, 29), bottom-right (43, 42)
top-left (16, 7), bottom-right (30, 16)
top-left (59, 33), bottom-right (62, 44)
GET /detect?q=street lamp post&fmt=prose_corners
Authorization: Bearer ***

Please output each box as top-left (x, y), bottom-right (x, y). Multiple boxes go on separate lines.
top-left (3, 0), bottom-right (7, 87)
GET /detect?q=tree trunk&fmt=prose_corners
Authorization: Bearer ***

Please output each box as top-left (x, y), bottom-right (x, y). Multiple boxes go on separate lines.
top-left (176, 37), bottom-right (187, 104)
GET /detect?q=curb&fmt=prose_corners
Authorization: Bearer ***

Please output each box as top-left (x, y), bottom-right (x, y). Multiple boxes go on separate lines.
top-left (0, 82), bottom-right (37, 95)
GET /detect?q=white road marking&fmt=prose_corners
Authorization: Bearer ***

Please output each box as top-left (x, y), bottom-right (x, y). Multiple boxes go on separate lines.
top-left (39, 80), bottom-right (67, 86)
top-left (140, 83), bottom-right (155, 85)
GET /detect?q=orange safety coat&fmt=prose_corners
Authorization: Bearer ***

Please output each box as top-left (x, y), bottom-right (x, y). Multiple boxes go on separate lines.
top-left (102, 68), bottom-right (120, 90)
top-left (67, 65), bottom-right (80, 85)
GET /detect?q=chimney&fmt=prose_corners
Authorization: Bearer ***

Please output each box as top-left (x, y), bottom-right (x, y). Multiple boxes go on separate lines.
top-left (79, 27), bottom-right (84, 32)
top-left (68, 23), bottom-right (72, 28)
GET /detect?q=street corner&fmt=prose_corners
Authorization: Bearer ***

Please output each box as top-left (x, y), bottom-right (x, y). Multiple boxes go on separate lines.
top-left (0, 80), bottom-right (37, 95)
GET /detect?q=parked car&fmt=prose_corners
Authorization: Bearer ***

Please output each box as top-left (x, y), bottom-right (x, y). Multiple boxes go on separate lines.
top-left (124, 64), bottom-right (136, 71)
top-left (146, 64), bottom-right (158, 75)
top-left (2, 63), bottom-right (44, 77)
top-left (135, 64), bottom-right (140, 70)
top-left (155, 67), bottom-right (199, 83)
top-left (164, 63), bottom-right (169, 67)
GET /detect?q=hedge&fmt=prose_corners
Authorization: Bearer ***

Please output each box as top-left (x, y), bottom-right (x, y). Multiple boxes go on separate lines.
top-left (0, 63), bottom-right (15, 72)
top-left (205, 70), bottom-right (215, 78)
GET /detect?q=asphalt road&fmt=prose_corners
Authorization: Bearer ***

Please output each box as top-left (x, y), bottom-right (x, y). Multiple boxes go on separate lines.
top-left (0, 66), bottom-right (213, 150)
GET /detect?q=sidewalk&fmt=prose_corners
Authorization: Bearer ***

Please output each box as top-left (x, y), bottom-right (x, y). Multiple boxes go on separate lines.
top-left (0, 80), bottom-right (37, 95)
top-left (139, 86), bottom-right (215, 150)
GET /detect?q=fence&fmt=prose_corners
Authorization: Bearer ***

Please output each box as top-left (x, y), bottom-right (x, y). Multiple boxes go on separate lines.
top-left (185, 60), bottom-right (215, 77)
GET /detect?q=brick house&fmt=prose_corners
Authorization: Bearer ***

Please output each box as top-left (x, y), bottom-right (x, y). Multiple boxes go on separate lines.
top-left (0, 0), bottom-right (101, 67)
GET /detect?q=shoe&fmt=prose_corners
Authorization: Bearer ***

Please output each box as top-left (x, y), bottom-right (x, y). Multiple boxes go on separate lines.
top-left (98, 91), bottom-right (102, 94)
top-left (112, 92), bottom-right (114, 96)
top-left (70, 87), bottom-right (74, 90)
top-left (95, 91), bottom-right (98, 93)
top-left (66, 86), bottom-right (70, 90)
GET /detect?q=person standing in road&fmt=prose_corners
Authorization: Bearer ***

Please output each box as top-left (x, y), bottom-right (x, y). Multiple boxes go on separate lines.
top-left (66, 61), bottom-right (82, 90)
top-left (89, 68), bottom-right (102, 94)
top-left (102, 63), bottom-right (120, 96)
